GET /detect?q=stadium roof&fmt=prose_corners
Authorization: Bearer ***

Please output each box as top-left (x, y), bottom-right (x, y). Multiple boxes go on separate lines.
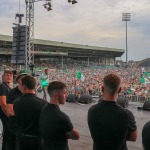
top-left (136, 58), bottom-right (150, 68)
top-left (0, 34), bottom-right (124, 53)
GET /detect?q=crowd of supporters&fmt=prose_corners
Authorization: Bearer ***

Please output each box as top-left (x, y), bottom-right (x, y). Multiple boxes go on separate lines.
top-left (0, 63), bottom-right (150, 100)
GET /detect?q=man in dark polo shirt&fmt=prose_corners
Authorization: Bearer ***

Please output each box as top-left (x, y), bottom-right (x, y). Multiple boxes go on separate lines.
top-left (13, 75), bottom-right (47, 150)
top-left (88, 74), bottom-right (137, 150)
top-left (6, 70), bottom-right (28, 150)
top-left (142, 121), bottom-right (150, 150)
top-left (0, 70), bottom-right (13, 150)
top-left (39, 81), bottom-right (80, 150)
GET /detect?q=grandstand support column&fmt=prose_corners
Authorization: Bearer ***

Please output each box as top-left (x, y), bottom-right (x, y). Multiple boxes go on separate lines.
top-left (88, 56), bottom-right (89, 67)
top-left (25, 0), bottom-right (34, 71)
top-left (61, 56), bottom-right (64, 69)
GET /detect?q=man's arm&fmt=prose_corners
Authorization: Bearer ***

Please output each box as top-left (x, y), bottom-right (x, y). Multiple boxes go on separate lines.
top-left (66, 128), bottom-right (80, 140)
top-left (126, 130), bottom-right (137, 141)
top-left (0, 96), bottom-right (9, 117)
top-left (6, 104), bottom-right (15, 116)
top-left (126, 109), bottom-right (138, 141)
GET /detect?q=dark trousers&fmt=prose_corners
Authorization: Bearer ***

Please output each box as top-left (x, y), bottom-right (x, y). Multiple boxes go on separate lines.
top-left (0, 116), bottom-right (10, 150)
top-left (16, 136), bottom-right (42, 150)
top-left (8, 129), bottom-right (17, 150)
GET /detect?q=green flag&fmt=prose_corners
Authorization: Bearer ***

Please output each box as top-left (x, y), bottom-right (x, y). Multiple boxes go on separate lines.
top-left (77, 72), bottom-right (85, 81)
top-left (77, 72), bottom-right (82, 79)
top-left (144, 72), bottom-right (150, 77)
top-left (140, 75), bottom-right (145, 84)
top-left (140, 75), bottom-right (149, 84)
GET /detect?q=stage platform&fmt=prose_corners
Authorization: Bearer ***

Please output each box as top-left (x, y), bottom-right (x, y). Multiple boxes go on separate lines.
top-left (0, 97), bottom-right (149, 150)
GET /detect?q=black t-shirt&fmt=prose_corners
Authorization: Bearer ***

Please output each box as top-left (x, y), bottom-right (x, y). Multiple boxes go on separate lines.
top-left (0, 82), bottom-right (11, 118)
top-left (142, 121), bottom-right (150, 150)
top-left (13, 93), bottom-right (47, 137)
top-left (7, 86), bottom-right (22, 104)
top-left (7, 86), bottom-right (23, 132)
top-left (39, 104), bottom-right (73, 150)
top-left (88, 100), bottom-right (137, 150)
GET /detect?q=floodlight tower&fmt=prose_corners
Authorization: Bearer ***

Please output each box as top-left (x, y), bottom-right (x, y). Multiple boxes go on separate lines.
top-left (122, 13), bottom-right (131, 67)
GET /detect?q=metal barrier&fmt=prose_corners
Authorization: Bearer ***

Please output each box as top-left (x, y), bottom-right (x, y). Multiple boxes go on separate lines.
top-left (130, 95), bottom-right (146, 103)
top-left (130, 95), bottom-right (138, 102)
top-left (138, 96), bottom-right (146, 103)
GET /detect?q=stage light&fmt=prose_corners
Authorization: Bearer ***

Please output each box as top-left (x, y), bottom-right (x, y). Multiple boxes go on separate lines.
top-left (47, 2), bottom-right (52, 11)
top-left (43, 1), bottom-right (52, 11)
top-left (72, 0), bottom-right (77, 4)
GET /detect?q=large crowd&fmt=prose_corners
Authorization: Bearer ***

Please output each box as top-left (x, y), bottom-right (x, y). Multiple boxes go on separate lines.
top-left (1, 63), bottom-right (150, 100)
top-left (0, 62), bottom-right (150, 150)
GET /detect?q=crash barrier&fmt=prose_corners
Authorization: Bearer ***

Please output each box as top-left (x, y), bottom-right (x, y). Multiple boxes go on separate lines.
top-left (130, 95), bottom-right (146, 103)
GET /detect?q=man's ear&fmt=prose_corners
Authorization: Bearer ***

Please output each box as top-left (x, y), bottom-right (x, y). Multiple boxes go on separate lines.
top-left (118, 87), bottom-right (121, 94)
top-left (54, 92), bottom-right (59, 99)
top-left (102, 85), bottom-right (104, 93)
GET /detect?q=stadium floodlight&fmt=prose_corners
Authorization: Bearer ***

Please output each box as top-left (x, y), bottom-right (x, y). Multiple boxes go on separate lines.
top-left (122, 13), bottom-right (131, 67)
top-left (43, 1), bottom-right (52, 11)
top-left (15, 13), bottom-right (24, 24)
top-left (72, 0), bottom-right (77, 4)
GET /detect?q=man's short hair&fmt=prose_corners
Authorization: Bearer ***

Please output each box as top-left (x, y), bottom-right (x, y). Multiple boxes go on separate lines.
top-left (4, 70), bottom-right (13, 75)
top-left (47, 81), bottom-right (66, 97)
top-left (21, 75), bottom-right (36, 90)
top-left (103, 74), bottom-right (121, 95)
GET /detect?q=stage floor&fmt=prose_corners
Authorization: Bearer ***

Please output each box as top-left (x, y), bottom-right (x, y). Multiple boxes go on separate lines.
top-left (0, 97), bottom-right (149, 150)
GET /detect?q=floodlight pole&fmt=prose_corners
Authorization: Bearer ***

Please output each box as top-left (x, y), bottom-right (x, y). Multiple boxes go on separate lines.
top-left (122, 13), bottom-right (131, 67)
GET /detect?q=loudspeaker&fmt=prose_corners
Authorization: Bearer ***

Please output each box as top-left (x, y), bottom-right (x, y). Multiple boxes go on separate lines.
top-left (143, 100), bottom-right (150, 111)
top-left (66, 94), bottom-right (78, 103)
top-left (78, 94), bottom-right (92, 104)
top-left (117, 96), bottom-right (128, 108)
top-left (11, 25), bottom-right (28, 64)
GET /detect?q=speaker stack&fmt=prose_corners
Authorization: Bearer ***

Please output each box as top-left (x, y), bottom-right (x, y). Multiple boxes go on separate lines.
top-left (116, 96), bottom-right (129, 108)
top-left (66, 94), bottom-right (79, 103)
top-left (78, 94), bottom-right (93, 104)
top-left (143, 100), bottom-right (150, 111)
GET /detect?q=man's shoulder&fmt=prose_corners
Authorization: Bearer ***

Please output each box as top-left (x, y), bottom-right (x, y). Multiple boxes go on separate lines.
top-left (0, 82), bottom-right (6, 89)
top-left (36, 97), bottom-right (48, 105)
top-left (89, 103), bottom-right (100, 111)
top-left (88, 101), bottom-right (133, 114)
top-left (14, 96), bottom-right (23, 103)
top-left (9, 86), bottom-right (18, 93)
